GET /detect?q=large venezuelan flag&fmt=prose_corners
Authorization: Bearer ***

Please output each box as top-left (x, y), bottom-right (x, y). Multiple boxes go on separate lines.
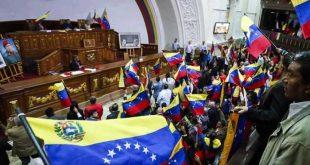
top-left (163, 95), bottom-right (182, 122)
top-left (163, 52), bottom-right (183, 66)
top-left (48, 82), bottom-right (71, 107)
top-left (122, 85), bottom-right (150, 116)
top-left (28, 116), bottom-right (185, 165)
top-left (174, 61), bottom-right (187, 80)
top-left (291, 0), bottom-right (310, 39)
top-left (241, 16), bottom-right (271, 58)
top-left (187, 94), bottom-right (207, 116)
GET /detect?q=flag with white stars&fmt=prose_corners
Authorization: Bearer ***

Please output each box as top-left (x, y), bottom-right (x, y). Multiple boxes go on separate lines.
top-left (163, 95), bottom-right (181, 122)
top-left (122, 85), bottom-right (150, 116)
top-left (27, 115), bottom-right (188, 165)
top-left (163, 52), bottom-right (184, 66)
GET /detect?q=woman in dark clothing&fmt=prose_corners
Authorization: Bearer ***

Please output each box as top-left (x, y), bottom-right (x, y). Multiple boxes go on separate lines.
top-left (0, 122), bottom-right (11, 165)
top-left (67, 101), bottom-right (84, 120)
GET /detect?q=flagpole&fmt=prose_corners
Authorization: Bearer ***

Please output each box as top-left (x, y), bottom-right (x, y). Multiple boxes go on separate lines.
top-left (10, 101), bottom-right (50, 165)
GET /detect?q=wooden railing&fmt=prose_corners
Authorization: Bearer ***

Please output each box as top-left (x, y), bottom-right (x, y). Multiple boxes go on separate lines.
top-left (263, 30), bottom-right (310, 52)
top-left (36, 50), bottom-right (63, 76)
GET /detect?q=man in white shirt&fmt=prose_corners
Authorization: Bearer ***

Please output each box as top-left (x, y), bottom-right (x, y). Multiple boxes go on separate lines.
top-left (157, 84), bottom-right (172, 107)
top-left (172, 38), bottom-right (180, 52)
top-left (185, 40), bottom-right (194, 63)
top-left (162, 73), bottom-right (175, 91)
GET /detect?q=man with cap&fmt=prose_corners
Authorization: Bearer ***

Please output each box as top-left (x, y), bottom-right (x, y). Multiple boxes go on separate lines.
top-left (1, 39), bottom-right (21, 65)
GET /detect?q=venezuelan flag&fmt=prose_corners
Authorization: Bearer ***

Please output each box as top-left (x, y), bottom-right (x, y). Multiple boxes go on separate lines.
top-left (153, 59), bottom-right (161, 74)
top-left (118, 67), bottom-right (125, 88)
top-left (232, 86), bottom-right (241, 102)
top-left (292, 0), bottom-right (310, 39)
top-left (186, 65), bottom-right (201, 79)
top-left (27, 116), bottom-right (184, 165)
top-left (34, 11), bottom-right (50, 23)
top-left (48, 82), bottom-right (71, 107)
top-left (225, 64), bottom-right (244, 86)
top-left (167, 137), bottom-right (188, 165)
top-left (163, 95), bottom-right (182, 122)
top-left (142, 67), bottom-right (150, 87)
top-left (124, 65), bottom-right (140, 86)
top-left (93, 10), bottom-right (102, 24)
top-left (244, 63), bottom-right (260, 78)
top-left (241, 16), bottom-right (271, 58)
top-left (211, 79), bottom-right (222, 101)
top-left (101, 8), bottom-right (110, 30)
top-left (244, 67), bottom-right (266, 90)
top-left (187, 94), bottom-right (207, 116)
top-left (163, 52), bottom-right (183, 66)
top-left (122, 85), bottom-right (150, 116)
top-left (179, 81), bottom-right (190, 108)
top-left (174, 61), bottom-right (187, 81)
top-left (125, 59), bottom-right (139, 73)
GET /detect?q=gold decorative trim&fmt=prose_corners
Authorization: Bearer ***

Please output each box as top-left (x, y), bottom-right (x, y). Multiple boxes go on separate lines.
top-left (28, 91), bottom-right (57, 108)
top-left (93, 78), bottom-right (98, 89)
top-left (67, 82), bottom-right (87, 94)
top-left (102, 73), bottom-right (119, 86)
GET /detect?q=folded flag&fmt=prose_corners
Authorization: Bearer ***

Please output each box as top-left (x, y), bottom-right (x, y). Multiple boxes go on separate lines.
top-left (241, 16), bottom-right (271, 58)
top-left (48, 81), bottom-right (72, 107)
top-left (118, 67), bottom-right (125, 88)
top-left (27, 115), bottom-right (184, 165)
top-left (292, 0), bottom-right (310, 39)
top-left (34, 11), bottom-right (50, 23)
top-left (101, 8), bottom-right (110, 30)
top-left (153, 59), bottom-right (161, 74)
top-left (163, 52), bottom-right (183, 66)
top-left (163, 95), bottom-right (182, 122)
top-left (125, 59), bottom-right (139, 73)
top-left (122, 85), bottom-right (150, 116)
top-left (174, 61), bottom-right (187, 81)
top-left (187, 94), bottom-right (207, 116)
top-left (225, 64), bottom-right (244, 86)
top-left (142, 67), bottom-right (151, 87)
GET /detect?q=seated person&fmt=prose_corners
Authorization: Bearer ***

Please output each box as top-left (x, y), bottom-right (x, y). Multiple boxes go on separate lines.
top-left (45, 107), bottom-right (65, 120)
top-left (84, 96), bottom-right (103, 120)
top-left (70, 55), bottom-right (83, 71)
top-left (67, 101), bottom-right (84, 120)
top-left (85, 110), bottom-right (99, 121)
top-left (107, 103), bottom-right (120, 119)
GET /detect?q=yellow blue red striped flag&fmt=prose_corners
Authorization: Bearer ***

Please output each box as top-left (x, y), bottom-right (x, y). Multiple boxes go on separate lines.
top-left (28, 116), bottom-right (185, 165)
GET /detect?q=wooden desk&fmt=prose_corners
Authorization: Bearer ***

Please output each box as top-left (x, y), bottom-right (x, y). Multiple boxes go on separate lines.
top-left (0, 54), bottom-right (169, 124)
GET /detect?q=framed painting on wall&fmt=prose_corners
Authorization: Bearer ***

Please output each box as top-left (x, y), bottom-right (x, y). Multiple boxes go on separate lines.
top-left (119, 32), bottom-right (141, 49)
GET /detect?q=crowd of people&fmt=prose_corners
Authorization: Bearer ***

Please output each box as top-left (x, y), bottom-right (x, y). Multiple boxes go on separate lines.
top-left (0, 37), bottom-right (309, 165)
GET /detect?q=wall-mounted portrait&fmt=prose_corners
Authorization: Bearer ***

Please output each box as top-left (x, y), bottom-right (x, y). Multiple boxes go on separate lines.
top-left (213, 22), bottom-right (230, 34)
top-left (0, 52), bottom-right (7, 68)
top-left (119, 32), bottom-right (141, 49)
top-left (0, 38), bottom-right (21, 65)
